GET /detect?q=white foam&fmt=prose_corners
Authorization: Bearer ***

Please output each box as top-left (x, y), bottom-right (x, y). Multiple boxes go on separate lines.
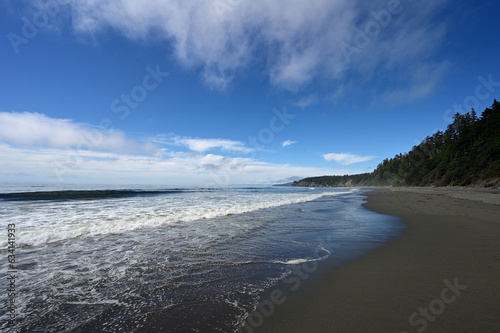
top-left (273, 245), bottom-right (331, 265)
top-left (3, 187), bottom-right (357, 247)
top-left (277, 258), bottom-right (313, 265)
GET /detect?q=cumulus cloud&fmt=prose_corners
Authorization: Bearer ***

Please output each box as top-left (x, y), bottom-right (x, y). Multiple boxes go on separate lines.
top-left (281, 140), bottom-right (297, 148)
top-left (0, 112), bottom-right (140, 153)
top-left (323, 153), bottom-right (375, 165)
top-left (49, 0), bottom-right (449, 95)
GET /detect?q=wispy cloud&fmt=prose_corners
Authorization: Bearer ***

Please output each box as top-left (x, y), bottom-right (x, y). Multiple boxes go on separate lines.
top-left (293, 94), bottom-right (318, 108)
top-left (323, 152), bottom-right (375, 165)
top-left (153, 135), bottom-right (254, 153)
top-left (379, 61), bottom-right (450, 105)
top-left (281, 140), bottom-right (297, 148)
top-left (176, 137), bottom-right (252, 153)
top-left (47, 0), bottom-right (449, 96)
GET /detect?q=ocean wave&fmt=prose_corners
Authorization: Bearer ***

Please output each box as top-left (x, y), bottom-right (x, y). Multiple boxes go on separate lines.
top-left (2, 188), bottom-right (358, 247)
top-left (0, 189), bottom-right (193, 201)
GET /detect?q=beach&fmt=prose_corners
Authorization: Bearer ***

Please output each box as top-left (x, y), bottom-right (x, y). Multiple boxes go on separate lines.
top-left (255, 187), bottom-right (500, 332)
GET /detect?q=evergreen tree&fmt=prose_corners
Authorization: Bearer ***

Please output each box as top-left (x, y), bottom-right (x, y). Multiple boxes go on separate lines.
top-left (292, 99), bottom-right (500, 188)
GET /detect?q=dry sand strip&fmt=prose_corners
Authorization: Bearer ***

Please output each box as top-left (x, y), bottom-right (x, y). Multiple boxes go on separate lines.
top-left (254, 188), bottom-right (500, 333)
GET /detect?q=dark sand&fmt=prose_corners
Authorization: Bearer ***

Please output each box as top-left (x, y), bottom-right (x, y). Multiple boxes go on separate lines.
top-left (254, 187), bottom-right (500, 333)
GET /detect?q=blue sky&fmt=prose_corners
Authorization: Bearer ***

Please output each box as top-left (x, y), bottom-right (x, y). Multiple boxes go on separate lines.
top-left (1, 0), bottom-right (499, 185)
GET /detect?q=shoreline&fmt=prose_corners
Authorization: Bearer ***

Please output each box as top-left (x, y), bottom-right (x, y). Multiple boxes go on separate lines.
top-left (254, 187), bottom-right (500, 332)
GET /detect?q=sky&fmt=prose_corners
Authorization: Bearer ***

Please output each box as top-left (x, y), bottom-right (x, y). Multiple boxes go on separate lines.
top-left (1, 0), bottom-right (499, 186)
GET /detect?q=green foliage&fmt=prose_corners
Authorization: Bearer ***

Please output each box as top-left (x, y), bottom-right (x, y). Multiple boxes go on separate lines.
top-left (292, 99), bottom-right (500, 187)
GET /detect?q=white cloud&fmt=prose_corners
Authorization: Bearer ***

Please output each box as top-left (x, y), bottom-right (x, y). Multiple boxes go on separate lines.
top-left (0, 112), bottom-right (141, 153)
top-left (323, 153), bottom-right (375, 165)
top-left (152, 135), bottom-right (254, 153)
top-left (281, 140), bottom-right (297, 148)
top-left (0, 142), bottom-right (363, 185)
top-left (1, 112), bottom-right (365, 184)
top-left (49, 0), bottom-right (449, 95)
top-left (176, 137), bottom-right (252, 153)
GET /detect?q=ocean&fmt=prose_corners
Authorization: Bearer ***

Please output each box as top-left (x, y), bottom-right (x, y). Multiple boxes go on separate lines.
top-left (0, 184), bottom-right (405, 332)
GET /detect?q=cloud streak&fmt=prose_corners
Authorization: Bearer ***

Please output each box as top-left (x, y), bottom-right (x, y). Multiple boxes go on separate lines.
top-left (281, 140), bottom-right (297, 148)
top-left (174, 137), bottom-right (253, 153)
top-left (323, 153), bottom-right (375, 165)
top-left (152, 135), bottom-right (254, 153)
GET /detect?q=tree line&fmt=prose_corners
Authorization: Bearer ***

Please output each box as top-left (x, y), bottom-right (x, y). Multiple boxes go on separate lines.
top-left (292, 99), bottom-right (500, 188)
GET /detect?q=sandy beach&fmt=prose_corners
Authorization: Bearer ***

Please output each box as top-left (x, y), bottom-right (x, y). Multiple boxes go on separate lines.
top-left (255, 187), bottom-right (500, 332)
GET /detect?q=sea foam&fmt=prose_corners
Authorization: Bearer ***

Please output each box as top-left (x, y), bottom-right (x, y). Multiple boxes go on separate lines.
top-left (1, 186), bottom-right (357, 247)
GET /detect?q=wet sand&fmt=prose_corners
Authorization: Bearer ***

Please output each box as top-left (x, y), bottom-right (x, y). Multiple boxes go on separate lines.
top-left (254, 187), bottom-right (500, 332)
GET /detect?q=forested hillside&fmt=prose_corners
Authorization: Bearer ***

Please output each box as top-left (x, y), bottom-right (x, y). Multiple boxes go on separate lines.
top-left (292, 99), bottom-right (500, 188)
